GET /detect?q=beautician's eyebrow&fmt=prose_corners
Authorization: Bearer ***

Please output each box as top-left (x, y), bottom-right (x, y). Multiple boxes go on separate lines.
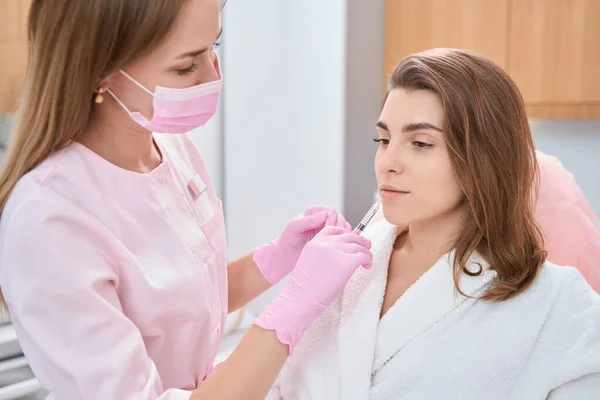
top-left (376, 121), bottom-right (443, 133)
top-left (176, 26), bottom-right (223, 59)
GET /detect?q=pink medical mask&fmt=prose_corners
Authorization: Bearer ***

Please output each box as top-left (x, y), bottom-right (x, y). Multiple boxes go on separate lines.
top-left (108, 67), bottom-right (222, 134)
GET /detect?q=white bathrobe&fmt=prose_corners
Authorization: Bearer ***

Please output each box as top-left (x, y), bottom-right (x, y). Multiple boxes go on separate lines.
top-left (267, 220), bottom-right (600, 400)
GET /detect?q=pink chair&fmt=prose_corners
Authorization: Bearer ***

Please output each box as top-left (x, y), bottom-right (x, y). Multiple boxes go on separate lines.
top-left (535, 151), bottom-right (600, 292)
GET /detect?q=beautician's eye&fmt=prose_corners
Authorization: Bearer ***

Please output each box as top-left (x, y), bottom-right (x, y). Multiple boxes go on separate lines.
top-left (373, 138), bottom-right (390, 146)
top-left (212, 29), bottom-right (223, 50)
top-left (412, 141), bottom-right (433, 149)
top-left (176, 62), bottom-right (199, 76)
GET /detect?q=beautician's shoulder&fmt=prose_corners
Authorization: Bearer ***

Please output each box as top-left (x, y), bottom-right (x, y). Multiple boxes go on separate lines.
top-left (0, 179), bottom-right (118, 298)
top-left (0, 171), bottom-right (119, 310)
top-left (0, 172), bottom-right (118, 285)
top-left (1, 147), bottom-right (110, 241)
top-left (3, 146), bottom-right (99, 215)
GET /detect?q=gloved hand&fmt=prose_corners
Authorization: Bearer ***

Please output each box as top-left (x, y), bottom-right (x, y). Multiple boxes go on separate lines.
top-left (253, 206), bottom-right (351, 285)
top-left (254, 226), bottom-right (372, 354)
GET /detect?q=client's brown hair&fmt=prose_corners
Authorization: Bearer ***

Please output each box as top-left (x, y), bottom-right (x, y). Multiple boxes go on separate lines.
top-left (386, 48), bottom-right (546, 301)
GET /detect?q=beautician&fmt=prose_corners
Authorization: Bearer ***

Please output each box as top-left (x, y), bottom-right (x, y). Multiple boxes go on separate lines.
top-left (0, 0), bottom-right (373, 399)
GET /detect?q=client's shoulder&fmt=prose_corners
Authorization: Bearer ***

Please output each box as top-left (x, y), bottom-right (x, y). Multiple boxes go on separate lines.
top-left (536, 262), bottom-right (596, 292)
top-left (532, 261), bottom-right (600, 316)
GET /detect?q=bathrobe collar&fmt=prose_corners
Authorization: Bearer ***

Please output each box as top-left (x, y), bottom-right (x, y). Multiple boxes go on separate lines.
top-left (337, 220), bottom-right (498, 400)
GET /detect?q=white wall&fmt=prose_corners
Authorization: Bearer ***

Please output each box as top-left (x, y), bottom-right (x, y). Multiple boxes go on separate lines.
top-left (221, 0), bottom-right (347, 260)
top-left (343, 0), bottom-right (385, 225)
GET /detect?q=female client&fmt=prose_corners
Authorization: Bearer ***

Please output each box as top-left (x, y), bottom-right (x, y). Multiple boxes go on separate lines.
top-left (267, 48), bottom-right (600, 400)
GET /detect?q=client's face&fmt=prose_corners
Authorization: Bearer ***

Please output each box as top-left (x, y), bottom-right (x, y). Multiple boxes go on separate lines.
top-left (374, 88), bottom-right (464, 227)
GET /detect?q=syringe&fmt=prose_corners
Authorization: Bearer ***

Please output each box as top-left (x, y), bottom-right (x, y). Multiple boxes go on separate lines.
top-left (352, 203), bottom-right (381, 235)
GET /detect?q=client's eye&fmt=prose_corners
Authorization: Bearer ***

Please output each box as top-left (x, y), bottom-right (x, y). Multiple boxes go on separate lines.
top-left (373, 138), bottom-right (390, 146)
top-left (412, 141), bottom-right (433, 149)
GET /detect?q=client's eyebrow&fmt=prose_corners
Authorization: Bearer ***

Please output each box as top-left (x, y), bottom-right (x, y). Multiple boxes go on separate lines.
top-left (375, 121), bottom-right (443, 133)
top-left (403, 122), bottom-right (443, 133)
top-left (376, 121), bottom-right (390, 131)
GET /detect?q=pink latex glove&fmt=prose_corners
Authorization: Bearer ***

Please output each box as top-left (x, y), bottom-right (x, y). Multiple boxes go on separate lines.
top-left (253, 206), bottom-right (351, 284)
top-left (254, 226), bottom-right (372, 354)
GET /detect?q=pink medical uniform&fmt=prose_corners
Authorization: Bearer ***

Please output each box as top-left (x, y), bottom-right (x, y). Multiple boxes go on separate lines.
top-left (536, 151), bottom-right (600, 292)
top-left (0, 133), bottom-right (228, 399)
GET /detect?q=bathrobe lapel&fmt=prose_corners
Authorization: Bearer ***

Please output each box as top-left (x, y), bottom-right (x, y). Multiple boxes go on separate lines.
top-left (372, 251), bottom-right (497, 376)
top-left (337, 221), bottom-right (398, 400)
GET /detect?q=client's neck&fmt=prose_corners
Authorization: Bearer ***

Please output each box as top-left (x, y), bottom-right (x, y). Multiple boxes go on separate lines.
top-left (381, 205), bottom-right (469, 319)
top-left (396, 205), bottom-right (467, 259)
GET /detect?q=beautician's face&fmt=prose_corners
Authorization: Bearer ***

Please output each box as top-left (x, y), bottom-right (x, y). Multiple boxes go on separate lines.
top-left (104, 0), bottom-right (222, 130)
top-left (374, 88), bottom-right (464, 227)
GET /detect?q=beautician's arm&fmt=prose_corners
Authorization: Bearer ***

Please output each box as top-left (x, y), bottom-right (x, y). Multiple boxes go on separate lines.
top-left (190, 326), bottom-right (287, 400)
top-left (227, 253), bottom-right (271, 313)
top-left (196, 226), bottom-right (372, 399)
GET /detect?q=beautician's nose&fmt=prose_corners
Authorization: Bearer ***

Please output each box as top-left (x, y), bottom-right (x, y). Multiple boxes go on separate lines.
top-left (195, 51), bottom-right (220, 85)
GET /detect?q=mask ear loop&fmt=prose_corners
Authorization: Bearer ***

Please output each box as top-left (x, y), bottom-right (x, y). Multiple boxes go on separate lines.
top-left (119, 70), bottom-right (155, 96)
top-left (106, 70), bottom-right (155, 118)
top-left (106, 89), bottom-right (135, 115)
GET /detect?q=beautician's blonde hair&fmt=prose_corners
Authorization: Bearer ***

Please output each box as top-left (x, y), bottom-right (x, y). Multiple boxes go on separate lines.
top-left (385, 48), bottom-right (546, 301)
top-left (0, 0), bottom-right (227, 305)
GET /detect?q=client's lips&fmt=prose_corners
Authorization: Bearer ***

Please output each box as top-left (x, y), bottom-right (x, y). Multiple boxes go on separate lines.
top-left (379, 184), bottom-right (409, 199)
